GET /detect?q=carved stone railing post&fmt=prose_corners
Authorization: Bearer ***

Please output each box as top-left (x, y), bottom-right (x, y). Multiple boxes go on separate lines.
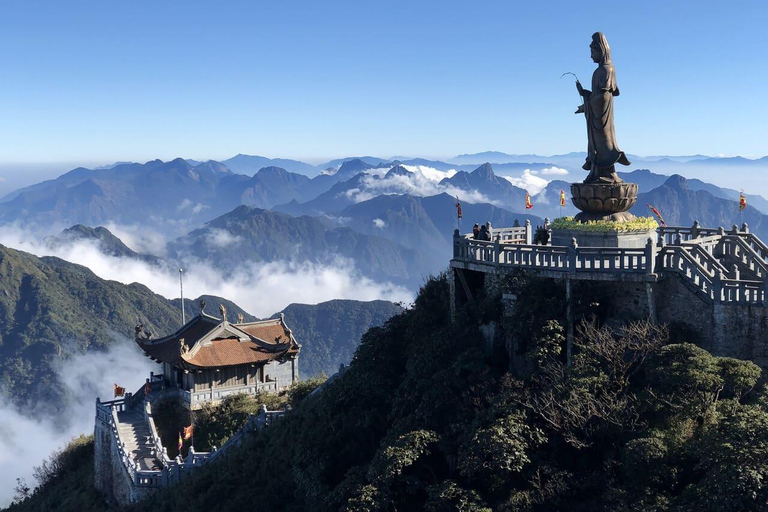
top-left (525, 219), bottom-right (532, 245)
top-left (742, 222), bottom-right (749, 234)
top-left (453, 229), bottom-right (460, 258)
top-left (691, 220), bottom-right (700, 239)
top-left (494, 234), bottom-right (501, 266)
top-left (763, 280), bottom-right (768, 306)
top-left (655, 237), bottom-right (665, 271)
top-left (713, 270), bottom-right (724, 303)
top-left (645, 237), bottom-right (656, 274)
top-left (731, 224), bottom-right (739, 235)
top-left (567, 238), bottom-right (578, 273)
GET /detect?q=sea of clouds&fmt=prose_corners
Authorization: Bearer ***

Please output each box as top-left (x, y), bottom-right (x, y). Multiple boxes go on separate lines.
top-left (0, 225), bottom-right (412, 319)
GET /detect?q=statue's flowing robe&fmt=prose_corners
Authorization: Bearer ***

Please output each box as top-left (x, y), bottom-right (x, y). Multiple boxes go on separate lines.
top-left (583, 63), bottom-right (630, 173)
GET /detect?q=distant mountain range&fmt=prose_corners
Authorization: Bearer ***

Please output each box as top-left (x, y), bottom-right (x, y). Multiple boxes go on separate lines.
top-left (277, 299), bottom-right (402, 378)
top-left (167, 205), bottom-right (432, 288)
top-left (338, 193), bottom-right (542, 253)
top-left (632, 175), bottom-right (768, 239)
top-left (221, 154), bottom-right (316, 176)
top-left (0, 159), bottom-right (233, 235)
top-left (4, 152), bottom-right (768, 303)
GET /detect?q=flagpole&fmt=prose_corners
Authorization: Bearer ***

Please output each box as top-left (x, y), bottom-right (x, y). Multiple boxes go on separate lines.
top-left (179, 268), bottom-right (185, 326)
top-left (455, 196), bottom-right (462, 232)
top-left (457, 197), bottom-right (460, 232)
top-left (739, 190), bottom-right (745, 229)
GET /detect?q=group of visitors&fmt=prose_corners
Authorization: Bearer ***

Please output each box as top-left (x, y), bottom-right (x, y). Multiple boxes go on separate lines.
top-left (472, 222), bottom-right (493, 241)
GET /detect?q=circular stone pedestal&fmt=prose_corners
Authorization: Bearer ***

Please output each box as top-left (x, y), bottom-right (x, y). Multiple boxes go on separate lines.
top-left (571, 182), bottom-right (638, 222)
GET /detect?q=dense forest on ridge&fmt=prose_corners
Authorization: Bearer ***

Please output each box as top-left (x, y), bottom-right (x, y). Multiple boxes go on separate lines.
top-left (8, 274), bottom-right (768, 511)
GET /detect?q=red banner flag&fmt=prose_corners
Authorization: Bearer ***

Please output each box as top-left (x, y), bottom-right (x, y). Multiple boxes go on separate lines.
top-left (740, 190), bottom-right (747, 211)
top-left (183, 425), bottom-right (194, 440)
top-left (525, 192), bottom-right (534, 210)
top-left (114, 384), bottom-right (126, 398)
top-left (646, 203), bottom-right (666, 227)
top-left (455, 197), bottom-right (462, 219)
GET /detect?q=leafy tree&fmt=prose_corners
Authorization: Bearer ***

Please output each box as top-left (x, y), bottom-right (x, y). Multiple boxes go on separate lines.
top-left (11, 479), bottom-right (31, 505)
top-left (458, 413), bottom-right (545, 490)
top-left (529, 320), bottom-right (564, 366)
top-left (425, 481), bottom-right (491, 512)
top-left (675, 404), bottom-right (768, 511)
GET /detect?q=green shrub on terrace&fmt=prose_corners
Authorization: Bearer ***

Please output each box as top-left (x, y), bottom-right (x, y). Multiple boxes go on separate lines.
top-left (551, 216), bottom-right (659, 232)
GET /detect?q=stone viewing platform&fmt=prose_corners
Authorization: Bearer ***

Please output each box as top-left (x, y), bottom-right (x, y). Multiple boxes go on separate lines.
top-left (450, 220), bottom-right (768, 369)
top-left (452, 221), bottom-right (768, 304)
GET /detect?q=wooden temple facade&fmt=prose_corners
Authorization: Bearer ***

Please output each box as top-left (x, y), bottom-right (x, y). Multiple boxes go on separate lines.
top-left (135, 307), bottom-right (300, 409)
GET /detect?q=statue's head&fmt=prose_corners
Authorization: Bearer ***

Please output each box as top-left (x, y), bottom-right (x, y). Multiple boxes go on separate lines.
top-left (590, 32), bottom-right (611, 65)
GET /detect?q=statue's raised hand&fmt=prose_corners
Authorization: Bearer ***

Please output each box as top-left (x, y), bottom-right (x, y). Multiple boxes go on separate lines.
top-left (575, 104), bottom-right (585, 114)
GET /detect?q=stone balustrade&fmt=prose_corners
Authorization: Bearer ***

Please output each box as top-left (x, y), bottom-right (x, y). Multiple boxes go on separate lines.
top-left (189, 380), bottom-right (278, 407)
top-left (658, 222), bottom-right (721, 244)
top-left (452, 222), bottom-right (768, 306)
top-left (718, 235), bottom-right (768, 280)
top-left (455, 235), bottom-right (655, 275)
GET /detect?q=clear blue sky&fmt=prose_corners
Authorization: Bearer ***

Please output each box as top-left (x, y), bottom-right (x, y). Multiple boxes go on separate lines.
top-left (0, 0), bottom-right (766, 165)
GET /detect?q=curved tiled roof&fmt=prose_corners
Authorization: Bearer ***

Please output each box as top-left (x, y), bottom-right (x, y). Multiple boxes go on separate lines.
top-left (136, 313), bottom-right (300, 369)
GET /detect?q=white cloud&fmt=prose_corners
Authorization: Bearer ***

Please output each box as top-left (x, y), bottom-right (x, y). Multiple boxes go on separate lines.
top-left (500, 170), bottom-right (550, 195)
top-left (340, 164), bottom-right (498, 205)
top-left (103, 222), bottom-right (168, 256)
top-left (373, 218), bottom-right (386, 229)
top-left (535, 167), bottom-right (569, 176)
top-left (0, 226), bottom-right (412, 318)
top-left (204, 228), bottom-right (243, 248)
top-left (176, 199), bottom-right (209, 215)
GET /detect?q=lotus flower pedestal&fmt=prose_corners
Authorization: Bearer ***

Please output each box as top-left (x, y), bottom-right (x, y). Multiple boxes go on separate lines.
top-left (570, 182), bottom-right (637, 222)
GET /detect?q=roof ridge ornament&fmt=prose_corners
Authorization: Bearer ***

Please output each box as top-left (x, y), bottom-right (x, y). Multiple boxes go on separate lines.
top-left (219, 303), bottom-right (227, 322)
top-left (134, 318), bottom-right (153, 341)
top-left (199, 299), bottom-right (206, 314)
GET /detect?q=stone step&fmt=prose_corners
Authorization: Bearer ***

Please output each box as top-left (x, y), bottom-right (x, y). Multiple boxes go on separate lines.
top-left (115, 408), bottom-right (162, 470)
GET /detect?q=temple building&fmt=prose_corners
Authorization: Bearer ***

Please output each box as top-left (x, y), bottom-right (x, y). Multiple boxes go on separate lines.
top-left (135, 302), bottom-right (300, 409)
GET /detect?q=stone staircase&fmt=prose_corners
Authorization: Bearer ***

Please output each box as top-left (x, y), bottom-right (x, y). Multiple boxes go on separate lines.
top-left (116, 408), bottom-right (162, 471)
